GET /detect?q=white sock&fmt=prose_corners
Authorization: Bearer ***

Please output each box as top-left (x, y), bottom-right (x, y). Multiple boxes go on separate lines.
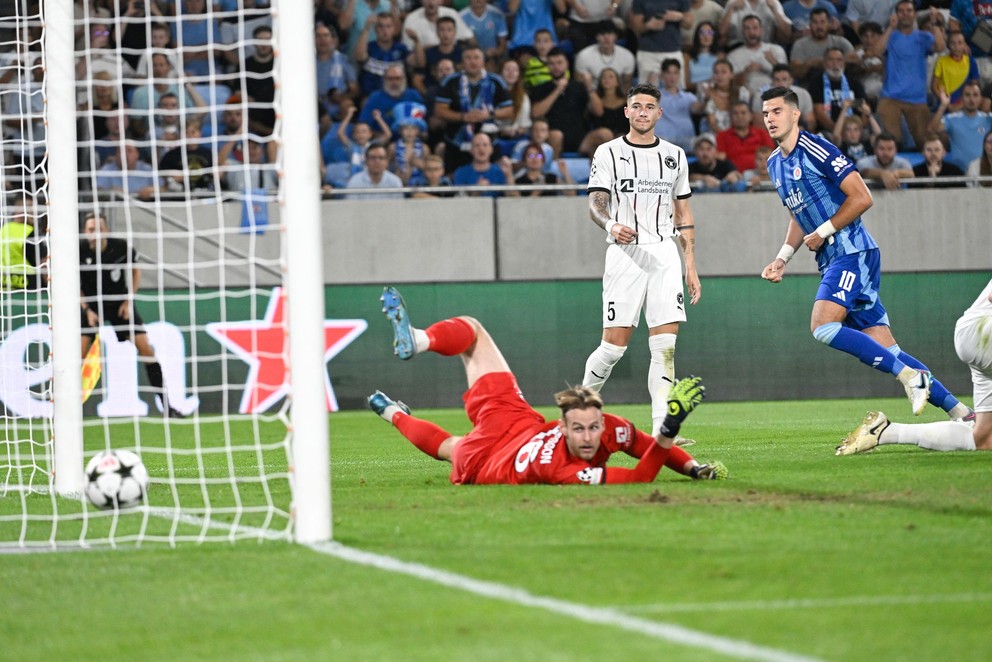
top-left (648, 333), bottom-right (677, 435)
top-left (583, 341), bottom-right (626, 392)
top-left (378, 404), bottom-right (404, 423)
top-left (412, 328), bottom-right (430, 354)
top-left (881, 421), bottom-right (976, 451)
top-left (948, 403), bottom-right (971, 420)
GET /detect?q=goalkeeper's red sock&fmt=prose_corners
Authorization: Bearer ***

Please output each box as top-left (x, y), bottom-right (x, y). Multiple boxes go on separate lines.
top-left (393, 412), bottom-right (451, 460)
top-left (426, 317), bottom-right (476, 356)
top-left (665, 445), bottom-right (695, 475)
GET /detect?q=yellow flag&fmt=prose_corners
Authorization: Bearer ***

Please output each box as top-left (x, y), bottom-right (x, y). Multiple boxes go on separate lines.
top-left (81, 337), bottom-right (102, 403)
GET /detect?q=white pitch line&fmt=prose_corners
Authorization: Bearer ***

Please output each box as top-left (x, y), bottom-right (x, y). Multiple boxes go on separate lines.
top-left (621, 592), bottom-right (992, 614)
top-left (309, 541), bottom-right (821, 662)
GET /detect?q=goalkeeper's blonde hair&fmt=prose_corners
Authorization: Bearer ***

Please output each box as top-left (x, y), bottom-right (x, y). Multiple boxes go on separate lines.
top-left (554, 386), bottom-right (604, 417)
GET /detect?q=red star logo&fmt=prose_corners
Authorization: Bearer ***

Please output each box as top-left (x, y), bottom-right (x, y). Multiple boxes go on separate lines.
top-left (207, 287), bottom-right (366, 413)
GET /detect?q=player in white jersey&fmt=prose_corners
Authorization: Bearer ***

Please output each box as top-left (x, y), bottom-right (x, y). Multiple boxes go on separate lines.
top-left (837, 278), bottom-right (992, 454)
top-left (583, 83), bottom-right (700, 436)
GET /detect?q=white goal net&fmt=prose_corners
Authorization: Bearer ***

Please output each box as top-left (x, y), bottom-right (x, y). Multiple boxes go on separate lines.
top-left (0, 1), bottom-right (330, 549)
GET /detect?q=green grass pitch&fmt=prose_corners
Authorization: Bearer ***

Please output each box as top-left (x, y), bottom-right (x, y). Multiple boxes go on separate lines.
top-left (2, 397), bottom-right (990, 661)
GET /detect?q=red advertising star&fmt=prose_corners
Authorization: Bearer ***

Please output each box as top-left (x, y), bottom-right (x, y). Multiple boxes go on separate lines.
top-left (207, 288), bottom-right (366, 413)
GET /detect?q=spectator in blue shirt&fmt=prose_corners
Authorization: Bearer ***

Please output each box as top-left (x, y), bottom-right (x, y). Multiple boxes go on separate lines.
top-left (950, 0), bottom-right (992, 57)
top-left (171, 0), bottom-right (220, 78)
top-left (359, 63), bottom-right (425, 140)
top-left (355, 12), bottom-right (412, 98)
top-left (875, 2), bottom-right (946, 150)
top-left (460, 0), bottom-right (509, 64)
top-left (928, 80), bottom-right (992, 171)
top-left (315, 23), bottom-right (358, 120)
top-left (453, 133), bottom-right (515, 196)
top-left (782, 0), bottom-right (840, 35)
top-left (656, 58), bottom-right (702, 152)
top-left (96, 142), bottom-right (160, 199)
top-left (345, 142), bottom-right (405, 199)
top-left (508, 0), bottom-right (565, 52)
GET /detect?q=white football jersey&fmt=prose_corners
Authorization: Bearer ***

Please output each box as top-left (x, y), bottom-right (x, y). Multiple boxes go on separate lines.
top-left (962, 278), bottom-right (992, 322)
top-left (587, 136), bottom-right (692, 244)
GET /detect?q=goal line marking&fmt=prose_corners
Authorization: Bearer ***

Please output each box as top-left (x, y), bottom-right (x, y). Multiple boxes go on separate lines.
top-left (308, 541), bottom-right (821, 662)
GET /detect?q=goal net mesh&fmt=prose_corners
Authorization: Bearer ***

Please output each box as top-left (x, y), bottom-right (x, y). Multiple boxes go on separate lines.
top-left (0, 0), bottom-right (325, 549)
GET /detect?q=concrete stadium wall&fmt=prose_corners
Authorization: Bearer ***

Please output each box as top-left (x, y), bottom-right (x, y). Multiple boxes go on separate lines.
top-left (331, 189), bottom-right (989, 283)
top-left (126, 188), bottom-right (990, 290)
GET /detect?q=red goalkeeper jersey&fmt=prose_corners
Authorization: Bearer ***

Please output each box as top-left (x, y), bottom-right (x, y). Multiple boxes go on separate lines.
top-left (468, 413), bottom-right (669, 485)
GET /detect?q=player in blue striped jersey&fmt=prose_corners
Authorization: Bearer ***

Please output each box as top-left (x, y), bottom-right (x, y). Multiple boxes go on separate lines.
top-left (759, 86), bottom-right (972, 422)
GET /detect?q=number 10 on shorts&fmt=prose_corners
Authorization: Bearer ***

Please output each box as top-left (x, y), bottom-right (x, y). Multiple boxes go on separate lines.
top-left (837, 270), bottom-right (856, 292)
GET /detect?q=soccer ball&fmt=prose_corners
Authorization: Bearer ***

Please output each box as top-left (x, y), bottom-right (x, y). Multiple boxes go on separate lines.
top-left (84, 450), bottom-right (150, 509)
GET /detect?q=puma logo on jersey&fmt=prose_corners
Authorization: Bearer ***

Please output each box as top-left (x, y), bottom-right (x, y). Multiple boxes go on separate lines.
top-left (619, 155), bottom-right (632, 164)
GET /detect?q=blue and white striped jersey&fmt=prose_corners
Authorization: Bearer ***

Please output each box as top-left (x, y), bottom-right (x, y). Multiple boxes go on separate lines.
top-left (767, 131), bottom-right (878, 270)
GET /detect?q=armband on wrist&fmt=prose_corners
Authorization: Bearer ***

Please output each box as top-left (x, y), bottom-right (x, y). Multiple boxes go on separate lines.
top-left (776, 244), bottom-right (794, 264)
top-left (815, 221), bottom-right (836, 239)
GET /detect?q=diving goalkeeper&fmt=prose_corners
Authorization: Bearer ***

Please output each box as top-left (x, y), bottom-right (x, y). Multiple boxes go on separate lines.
top-left (368, 287), bottom-right (728, 485)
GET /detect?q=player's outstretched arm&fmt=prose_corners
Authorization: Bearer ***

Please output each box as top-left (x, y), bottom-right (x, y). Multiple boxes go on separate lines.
top-left (600, 377), bottom-right (711, 484)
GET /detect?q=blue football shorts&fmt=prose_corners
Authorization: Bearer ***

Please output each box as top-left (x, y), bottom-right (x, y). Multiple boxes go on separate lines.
top-left (815, 249), bottom-right (890, 330)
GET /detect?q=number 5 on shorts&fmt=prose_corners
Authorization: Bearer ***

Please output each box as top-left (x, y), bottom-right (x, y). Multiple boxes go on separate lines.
top-left (607, 301), bottom-right (615, 322)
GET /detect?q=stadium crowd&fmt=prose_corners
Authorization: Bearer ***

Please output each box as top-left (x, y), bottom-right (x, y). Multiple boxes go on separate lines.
top-left (4, 0), bottom-right (992, 199)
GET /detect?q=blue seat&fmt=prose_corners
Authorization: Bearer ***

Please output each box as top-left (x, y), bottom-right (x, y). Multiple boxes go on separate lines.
top-left (898, 151), bottom-right (925, 168)
top-left (560, 156), bottom-right (591, 184)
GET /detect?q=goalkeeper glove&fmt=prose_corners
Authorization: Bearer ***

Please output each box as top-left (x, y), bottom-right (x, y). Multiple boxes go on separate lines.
top-left (659, 375), bottom-right (705, 439)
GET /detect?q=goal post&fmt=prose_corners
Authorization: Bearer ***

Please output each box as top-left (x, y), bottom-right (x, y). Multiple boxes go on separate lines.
top-left (278, 0), bottom-right (331, 544)
top-left (0, 0), bottom-right (331, 548)
top-left (47, 0), bottom-right (86, 498)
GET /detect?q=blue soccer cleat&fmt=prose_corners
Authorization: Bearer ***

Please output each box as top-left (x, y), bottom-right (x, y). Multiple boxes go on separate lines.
top-left (381, 286), bottom-right (416, 360)
top-left (367, 390), bottom-right (411, 422)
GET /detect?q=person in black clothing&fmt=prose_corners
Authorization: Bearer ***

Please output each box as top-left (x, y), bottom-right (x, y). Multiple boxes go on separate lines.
top-left (158, 118), bottom-right (215, 191)
top-left (687, 132), bottom-right (746, 192)
top-left (243, 24), bottom-right (276, 136)
top-left (911, 134), bottom-right (966, 189)
top-left (512, 142), bottom-right (576, 196)
top-left (528, 48), bottom-right (612, 157)
top-left (433, 46), bottom-right (513, 173)
top-left (79, 213), bottom-right (184, 418)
